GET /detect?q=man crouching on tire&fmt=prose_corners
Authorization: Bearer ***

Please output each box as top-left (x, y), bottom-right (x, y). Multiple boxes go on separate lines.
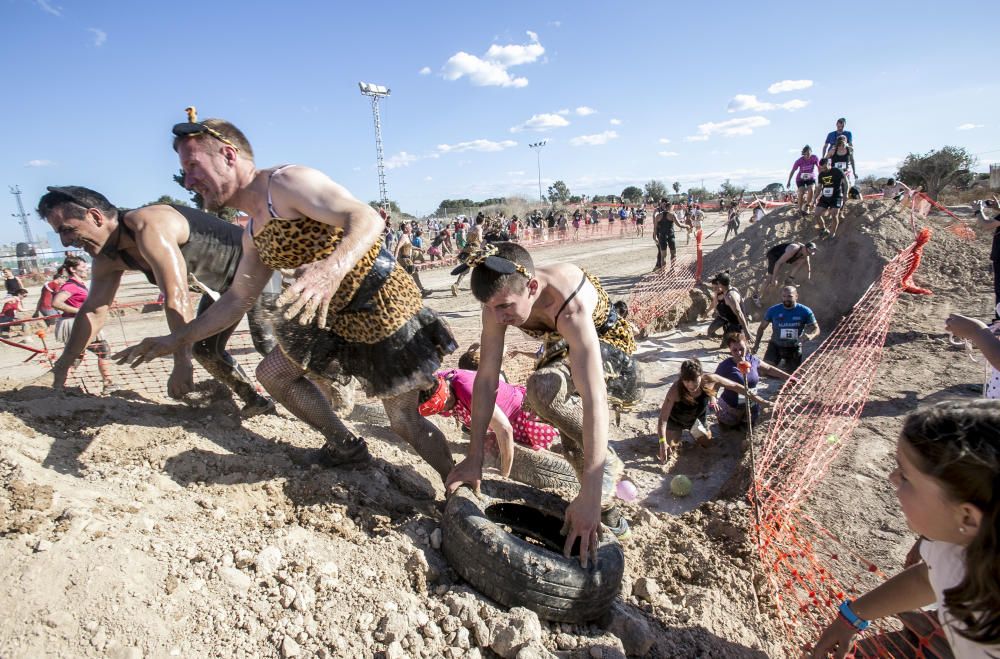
top-left (445, 242), bottom-right (641, 567)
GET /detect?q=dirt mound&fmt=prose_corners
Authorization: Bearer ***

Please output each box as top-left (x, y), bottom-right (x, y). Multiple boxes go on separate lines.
top-left (700, 200), bottom-right (984, 329)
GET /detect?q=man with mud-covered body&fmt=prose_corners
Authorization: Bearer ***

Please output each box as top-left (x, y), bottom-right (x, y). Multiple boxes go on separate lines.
top-left (35, 185), bottom-right (275, 415)
top-left (445, 242), bottom-right (640, 567)
top-left (115, 110), bottom-right (456, 477)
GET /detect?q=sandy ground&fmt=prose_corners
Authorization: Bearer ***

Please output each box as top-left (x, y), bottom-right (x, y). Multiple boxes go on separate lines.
top-left (0, 202), bottom-right (993, 658)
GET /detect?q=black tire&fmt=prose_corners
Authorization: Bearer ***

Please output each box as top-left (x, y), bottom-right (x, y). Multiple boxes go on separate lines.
top-left (485, 443), bottom-right (580, 495)
top-left (442, 479), bottom-right (624, 624)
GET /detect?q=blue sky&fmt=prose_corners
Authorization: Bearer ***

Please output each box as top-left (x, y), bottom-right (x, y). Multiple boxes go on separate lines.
top-left (3, 0), bottom-right (998, 243)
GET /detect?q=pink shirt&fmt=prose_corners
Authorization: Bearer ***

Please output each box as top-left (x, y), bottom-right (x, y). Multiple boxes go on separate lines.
top-left (442, 368), bottom-right (524, 419)
top-left (793, 155), bottom-right (819, 181)
top-left (437, 368), bottom-right (558, 450)
top-left (58, 278), bottom-right (89, 315)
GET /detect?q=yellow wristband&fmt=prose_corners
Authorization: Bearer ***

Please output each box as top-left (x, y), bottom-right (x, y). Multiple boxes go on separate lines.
top-left (658, 436), bottom-right (666, 444)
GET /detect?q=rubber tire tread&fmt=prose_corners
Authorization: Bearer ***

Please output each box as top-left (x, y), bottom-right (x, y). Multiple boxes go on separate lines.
top-left (442, 479), bottom-right (623, 623)
top-left (495, 443), bottom-right (580, 495)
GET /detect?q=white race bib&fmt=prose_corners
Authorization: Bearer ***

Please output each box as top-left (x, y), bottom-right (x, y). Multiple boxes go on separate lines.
top-left (780, 328), bottom-right (798, 340)
top-left (834, 161), bottom-right (847, 170)
top-left (822, 186), bottom-right (834, 197)
top-left (800, 172), bottom-right (814, 181)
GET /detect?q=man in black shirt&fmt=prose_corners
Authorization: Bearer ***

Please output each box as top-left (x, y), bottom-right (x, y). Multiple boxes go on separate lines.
top-left (36, 186), bottom-right (276, 415)
top-left (653, 202), bottom-right (683, 270)
top-left (814, 157), bottom-right (849, 238)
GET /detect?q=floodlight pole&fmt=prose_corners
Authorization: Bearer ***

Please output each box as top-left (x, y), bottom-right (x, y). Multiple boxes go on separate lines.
top-left (9, 185), bottom-right (35, 245)
top-left (529, 141), bottom-right (547, 202)
top-left (359, 82), bottom-right (391, 213)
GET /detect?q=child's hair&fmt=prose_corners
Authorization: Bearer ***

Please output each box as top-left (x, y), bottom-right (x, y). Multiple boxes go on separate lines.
top-left (902, 399), bottom-right (1000, 644)
top-left (457, 343), bottom-right (481, 371)
top-left (612, 300), bottom-right (629, 319)
top-left (57, 255), bottom-right (86, 278)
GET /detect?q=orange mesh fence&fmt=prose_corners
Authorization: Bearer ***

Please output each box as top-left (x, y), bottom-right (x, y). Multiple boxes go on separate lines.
top-left (749, 229), bottom-right (938, 655)
top-left (625, 225), bottom-right (722, 331)
top-left (912, 192), bottom-right (976, 241)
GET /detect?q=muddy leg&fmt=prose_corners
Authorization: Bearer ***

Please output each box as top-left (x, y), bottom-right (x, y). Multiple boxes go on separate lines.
top-left (524, 362), bottom-right (620, 507)
top-left (382, 389), bottom-right (454, 481)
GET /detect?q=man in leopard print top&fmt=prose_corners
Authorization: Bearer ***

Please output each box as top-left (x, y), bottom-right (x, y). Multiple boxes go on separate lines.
top-left (117, 111), bottom-right (456, 478)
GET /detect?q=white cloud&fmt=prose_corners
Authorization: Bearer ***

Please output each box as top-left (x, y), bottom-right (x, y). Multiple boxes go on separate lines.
top-left (24, 159), bottom-right (54, 167)
top-left (419, 66), bottom-right (431, 75)
top-left (424, 176), bottom-right (433, 181)
top-left (507, 170), bottom-right (526, 176)
top-left (442, 31), bottom-right (544, 88)
top-left (658, 138), bottom-right (671, 144)
top-left (35, 0), bottom-right (61, 16)
top-left (957, 123), bottom-right (984, 130)
top-left (609, 118), bottom-right (622, 125)
top-left (436, 139), bottom-right (517, 153)
top-left (556, 108), bottom-right (570, 115)
top-left (691, 116), bottom-right (770, 139)
top-left (88, 28), bottom-right (107, 47)
top-left (658, 151), bottom-right (679, 157)
top-left (385, 151), bottom-right (420, 170)
top-left (727, 94), bottom-right (808, 113)
top-left (569, 130), bottom-right (618, 147)
top-left (548, 20), bottom-right (561, 28)
top-left (575, 106), bottom-right (597, 116)
top-left (510, 113), bottom-right (570, 132)
top-left (768, 79), bottom-right (814, 94)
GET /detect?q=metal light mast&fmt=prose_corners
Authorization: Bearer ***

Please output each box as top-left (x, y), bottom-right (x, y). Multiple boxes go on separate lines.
top-left (9, 185), bottom-right (35, 245)
top-left (529, 141), bottom-right (547, 202)
top-left (358, 82), bottom-right (391, 213)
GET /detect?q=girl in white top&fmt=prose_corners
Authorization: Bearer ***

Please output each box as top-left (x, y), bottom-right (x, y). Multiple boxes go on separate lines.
top-left (811, 399), bottom-right (1000, 658)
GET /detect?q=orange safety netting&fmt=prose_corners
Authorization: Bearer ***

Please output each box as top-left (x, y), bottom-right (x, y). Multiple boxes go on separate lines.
top-left (911, 192), bottom-right (976, 241)
top-left (625, 226), bottom-right (714, 331)
top-left (749, 229), bottom-right (937, 655)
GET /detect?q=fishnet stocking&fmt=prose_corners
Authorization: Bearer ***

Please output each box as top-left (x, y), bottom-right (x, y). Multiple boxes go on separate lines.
top-left (255, 348), bottom-right (366, 459)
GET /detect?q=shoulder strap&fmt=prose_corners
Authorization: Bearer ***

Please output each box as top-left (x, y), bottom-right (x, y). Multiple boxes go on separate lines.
top-left (266, 165), bottom-right (294, 218)
top-left (554, 273), bottom-right (588, 324)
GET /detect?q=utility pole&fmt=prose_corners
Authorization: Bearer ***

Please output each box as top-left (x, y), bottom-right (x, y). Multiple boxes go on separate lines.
top-left (529, 141), bottom-right (547, 202)
top-left (9, 185), bottom-right (35, 245)
top-left (358, 82), bottom-right (391, 213)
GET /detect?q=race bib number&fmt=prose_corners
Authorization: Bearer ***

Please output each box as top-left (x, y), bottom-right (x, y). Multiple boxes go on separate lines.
top-left (780, 328), bottom-right (798, 341)
top-left (834, 161), bottom-right (847, 170)
top-left (800, 172), bottom-right (813, 181)
top-left (822, 186), bottom-right (834, 197)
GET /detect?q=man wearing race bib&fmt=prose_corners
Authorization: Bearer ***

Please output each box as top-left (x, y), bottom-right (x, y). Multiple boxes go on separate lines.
top-left (752, 285), bottom-right (820, 371)
top-left (814, 157), bottom-right (849, 239)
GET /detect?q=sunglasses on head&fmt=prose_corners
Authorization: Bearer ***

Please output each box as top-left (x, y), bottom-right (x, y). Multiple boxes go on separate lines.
top-left (171, 106), bottom-right (240, 152)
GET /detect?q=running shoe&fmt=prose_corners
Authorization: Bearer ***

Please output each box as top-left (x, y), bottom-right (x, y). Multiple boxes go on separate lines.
top-left (602, 506), bottom-right (632, 541)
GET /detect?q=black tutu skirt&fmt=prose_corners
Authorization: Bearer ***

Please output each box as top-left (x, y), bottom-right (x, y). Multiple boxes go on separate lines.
top-left (274, 307), bottom-right (457, 399)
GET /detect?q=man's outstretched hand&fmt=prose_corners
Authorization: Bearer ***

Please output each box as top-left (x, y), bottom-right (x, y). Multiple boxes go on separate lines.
top-left (114, 335), bottom-right (179, 368)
